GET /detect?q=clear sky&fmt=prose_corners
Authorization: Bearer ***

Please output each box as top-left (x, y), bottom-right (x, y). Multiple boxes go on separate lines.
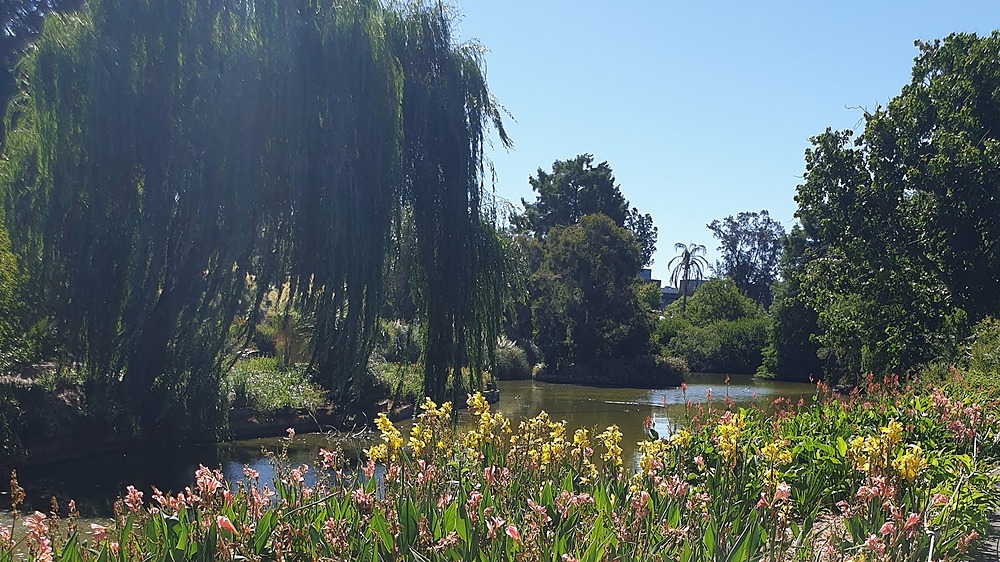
top-left (457, 1), bottom-right (998, 278)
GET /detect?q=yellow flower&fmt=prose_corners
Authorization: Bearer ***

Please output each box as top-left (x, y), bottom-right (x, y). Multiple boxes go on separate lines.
top-left (760, 439), bottom-right (792, 466)
top-left (893, 444), bottom-right (927, 482)
top-left (467, 393), bottom-right (489, 416)
top-left (597, 425), bottom-right (623, 468)
top-left (366, 443), bottom-right (388, 462)
top-left (880, 420), bottom-right (903, 446)
top-left (846, 435), bottom-right (884, 473)
top-left (638, 438), bottom-right (668, 475)
top-left (715, 412), bottom-right (746, 465)
top-left (670, 429), bottom-right (692, 449)
top-left (409, 423), bottom-right (429, 457)
top-left (375, 413), bottom-right (403, 454)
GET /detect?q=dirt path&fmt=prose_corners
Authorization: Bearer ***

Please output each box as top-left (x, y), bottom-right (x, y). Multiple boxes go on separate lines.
top-left (971, 467), bottom-right (1000, 561)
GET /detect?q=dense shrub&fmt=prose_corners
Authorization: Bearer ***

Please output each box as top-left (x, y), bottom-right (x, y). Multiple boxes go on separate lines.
top-left (667, 317), bottom-right (768, 374)
top-left (492, 337), bottom-right (531, 380)
top-left (966, 316), bottom-right (1000, 376)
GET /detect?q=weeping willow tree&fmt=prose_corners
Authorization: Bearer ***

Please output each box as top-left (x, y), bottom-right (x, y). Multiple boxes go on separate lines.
top-left (387, 4), bottom-right (513, 402)
top-left (0, 0), bottom-right (280, 437)
top-left (0, 0), bottom-right (512, 436)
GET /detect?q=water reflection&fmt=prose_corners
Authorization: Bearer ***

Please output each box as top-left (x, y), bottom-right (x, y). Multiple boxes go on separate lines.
top-left (491, 373), bottom-right (815, 464)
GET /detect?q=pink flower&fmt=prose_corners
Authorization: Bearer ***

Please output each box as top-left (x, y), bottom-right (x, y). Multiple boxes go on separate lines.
top-left (773, 482), bottom-right (791, 502)
top-left (931, 493), bottom-right (949, 506)
top-left (879, 521), bottom-right (895, 536)
top-left (903, 512), bottom-right (921, 538)
top-left (437, 493), bottom-right (453, 510)
top-left (286, 427), bottom-right (295, 439)
top-left (124, 485), bottom-right (144, 512)
top-left (90, 523), bottom-right (107, 542)
top-left (109, 542), bottom-right (120, 556)
top-left (957, 530), bottom-right (980, 552)
top-left (319, 448), bottom-right (337, 469)
top-left (243, 466), bottom-right (259, 480)
top-left (505, 524), bottom-right (522, 544)
top-left (864, 534), bottom-right (885, 556)
top-left (217, 515), bottom-right (237, 535)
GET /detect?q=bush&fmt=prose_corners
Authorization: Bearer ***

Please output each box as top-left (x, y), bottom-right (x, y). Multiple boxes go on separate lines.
top-left (667, 317), bottom-right (768, 374)
top-left (367, 361), bottom-right (424, 406)
top-left (492, 337), bottom-right (530, 380)
top-left (966, 316), bottom-right (1000, 377)
top-left (651, 315), bottom-right (691, 355)
top-left (657, 354), bottom-right (690, 380)
top-left (252, 303), bottom-right (313, 365)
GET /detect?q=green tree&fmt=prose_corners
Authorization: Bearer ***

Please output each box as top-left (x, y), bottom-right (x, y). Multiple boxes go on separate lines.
top-left (1, 1), bottom-right (84, 145)
top-left (531, 214), bottom-right (650, 380)
top-left (794, 33), bottom-right (1000, 379)
top-left (757, 225), bottom-right (823, 381)
top-left (660, 278), bottom-right (767, 374)
top-left (707, 210), bottom-right (784, 308)
top-left (516, 154), bottom-right (657, 265)
top-left (0, 0), bottom-right (511, 436)
top-left (680, 278), bottom-right (762, 326)
top-left (666, 242), bottom-right (708, 314)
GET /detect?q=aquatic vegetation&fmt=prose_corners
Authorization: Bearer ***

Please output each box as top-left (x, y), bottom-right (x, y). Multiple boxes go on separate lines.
top-left (1, 377), bottom-right (998, 561)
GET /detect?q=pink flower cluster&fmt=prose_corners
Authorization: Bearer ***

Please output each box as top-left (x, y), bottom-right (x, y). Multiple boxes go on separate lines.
top-left (24, 511), bottom-right (53, 562)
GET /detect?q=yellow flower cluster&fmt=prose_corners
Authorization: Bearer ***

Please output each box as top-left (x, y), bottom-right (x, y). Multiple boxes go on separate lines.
top-left (637, 438), bottom-right (669, 476)
top-left (368, 413), bottom-right (405, 462)
top-left (715, 412), bottom-right (746, 465)
top-left (847, 435), bottom-right (887, 474)
top-left (571, 428), bottom-right (598, 482)
top-left (408, 398), bottom-right (452, 459)
top-left (669, 429), bottom-right (692, 449)
top-left (376, 414), bottom-right (403, 452)
top-left (597, 425), bottom-right (623, 468)
top-left (462, 393), bottom-right (512, 457)
top-left (893, 444), bottom-right (927, 482)
top-left (760, 439), bottom-right (792, 466)
top-left (513, 411), bottom-right (570, 470)
top-left (848, 421), bottom-right (906, 475)
top-left (881, 420), bottom-right (903, 446)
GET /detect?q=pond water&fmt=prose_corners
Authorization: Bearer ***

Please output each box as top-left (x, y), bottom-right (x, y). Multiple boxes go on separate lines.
top-left (6, 373), bottom-right (815, 517)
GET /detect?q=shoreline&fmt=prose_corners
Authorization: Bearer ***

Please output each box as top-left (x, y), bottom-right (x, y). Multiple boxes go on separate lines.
top-left (10, 388), bottom-right (501, 470)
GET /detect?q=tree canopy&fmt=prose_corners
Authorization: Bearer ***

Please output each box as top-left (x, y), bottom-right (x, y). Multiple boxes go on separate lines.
top-left (0, 0), bottom-right (510, 437)
top-left (530, 214), bottom-right (649, 378)
top-left (794, 32), bottom-right (1000, 378)
top-left (515, 154), bottom-right (657, 266)
top-left (707, 210), bottom-right (785, 308)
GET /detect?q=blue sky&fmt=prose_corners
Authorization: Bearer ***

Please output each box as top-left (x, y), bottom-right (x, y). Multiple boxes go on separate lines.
top-left (457, 1), bottom-right (997, 278)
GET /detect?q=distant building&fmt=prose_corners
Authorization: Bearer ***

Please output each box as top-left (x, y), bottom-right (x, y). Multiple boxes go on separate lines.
top-left (638, 269), bottom-right (705, 309)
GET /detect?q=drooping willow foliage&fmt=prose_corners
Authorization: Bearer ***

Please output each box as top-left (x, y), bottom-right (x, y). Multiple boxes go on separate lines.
top-left (387, 5), bottom-right (512, 404)
top-left (0, 0), bottom-right (511, 438)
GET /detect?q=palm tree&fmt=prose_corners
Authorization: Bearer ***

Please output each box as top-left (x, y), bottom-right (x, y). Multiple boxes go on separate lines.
top-left (667, 242), bottom-right (709, 314)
